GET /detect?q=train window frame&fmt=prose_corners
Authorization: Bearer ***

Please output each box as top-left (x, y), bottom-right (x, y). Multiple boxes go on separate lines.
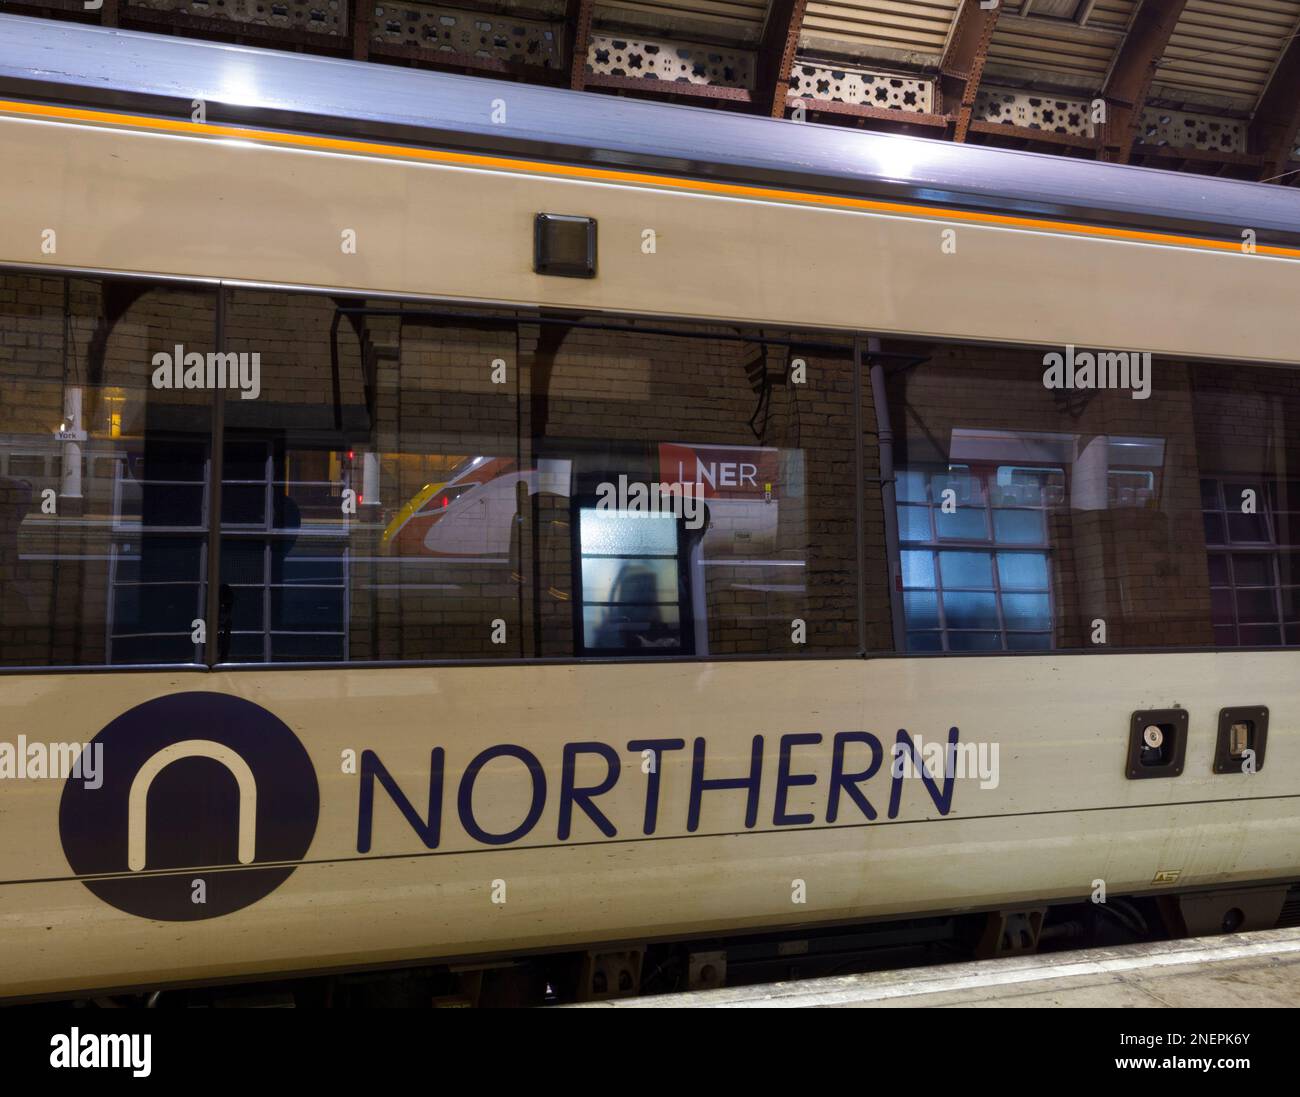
top-left (0, 268), bottom-right (223, 673)
top-left (7, 260), bottom-right (1300, 670)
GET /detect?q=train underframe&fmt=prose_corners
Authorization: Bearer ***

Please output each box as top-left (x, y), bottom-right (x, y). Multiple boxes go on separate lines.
top-left (17, 879), bottom-right (1297, 1008)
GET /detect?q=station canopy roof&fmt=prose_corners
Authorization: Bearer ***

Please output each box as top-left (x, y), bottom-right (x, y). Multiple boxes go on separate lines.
top-left (8, 0), bottom-right (1300, 183)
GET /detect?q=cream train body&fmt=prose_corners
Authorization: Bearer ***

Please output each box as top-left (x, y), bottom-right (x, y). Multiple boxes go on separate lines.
top-left (1, 655), bottom-right (1296, 999)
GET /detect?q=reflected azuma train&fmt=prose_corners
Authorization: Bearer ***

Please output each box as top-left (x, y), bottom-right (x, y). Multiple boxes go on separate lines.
top-left (381, 456), bottom-right (515, 556)
top-left (382, 444), bottom-right (781, 559)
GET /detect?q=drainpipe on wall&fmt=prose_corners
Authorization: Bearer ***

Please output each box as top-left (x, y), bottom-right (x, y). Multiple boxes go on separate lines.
top-left (867, 336), bottom-right (907, 654)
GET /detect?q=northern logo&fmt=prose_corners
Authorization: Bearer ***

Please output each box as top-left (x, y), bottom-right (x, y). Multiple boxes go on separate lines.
top-left (59, 692), bottom-right (319, 921)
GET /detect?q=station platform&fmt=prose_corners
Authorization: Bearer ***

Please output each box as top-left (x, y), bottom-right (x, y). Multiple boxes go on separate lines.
top-left (576, 927), bottom-right (1300, 1008)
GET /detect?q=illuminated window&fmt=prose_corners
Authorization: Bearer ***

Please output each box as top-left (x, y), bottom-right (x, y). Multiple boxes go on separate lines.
top-left (897, 465), bottom-right (1055, 652)
top-left (575, 506), bottom-right (688, 655)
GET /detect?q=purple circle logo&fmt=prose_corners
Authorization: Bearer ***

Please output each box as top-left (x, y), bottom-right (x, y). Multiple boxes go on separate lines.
top-left (59, 692), bottom-right (319, 921)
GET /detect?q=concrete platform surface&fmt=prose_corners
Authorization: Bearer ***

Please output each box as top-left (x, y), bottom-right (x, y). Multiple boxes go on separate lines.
top-left (574, 927), bottom-right (1300, 1007)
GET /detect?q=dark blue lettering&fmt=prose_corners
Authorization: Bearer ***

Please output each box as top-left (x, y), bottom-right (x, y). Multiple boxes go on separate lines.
top-left (888, 727), bottom-right (959, 819)
top-left (558, 741), bottom-right (620, 840)
top-left (773, 733), bottom-right (822, 826)
top-left (356, 748), bottom-right (444, 853)
top-left (458, 744), bottom-right (546, 845)
top-left (626, 738), bottom-right (686, 835)
top-left (687, 735), bottom-right (763, 832)
top-left (827, 732), bottom-right (882, 822)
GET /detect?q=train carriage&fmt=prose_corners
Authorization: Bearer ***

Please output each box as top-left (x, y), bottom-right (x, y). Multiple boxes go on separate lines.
top-left (1, 14), bottom-right (1300, 1003)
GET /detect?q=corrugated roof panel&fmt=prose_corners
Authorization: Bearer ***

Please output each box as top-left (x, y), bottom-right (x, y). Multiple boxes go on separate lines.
top-left (985, 13), bottom-right (1124, 87)
top-left (1087, 0), bottom-right (1138, 32)
top-left (596, 0), bottom-right (770, 43)
top-left (1154, 0), bottom-right (1300, 109)
top-left (800, 0), bottom-right (961, 64)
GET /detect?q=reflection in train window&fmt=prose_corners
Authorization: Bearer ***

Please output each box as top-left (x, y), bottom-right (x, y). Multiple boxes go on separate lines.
top-left (17, 281), bottom-right (1300, 667)
top-left (884, 342), bottom-right (1197, 651)
top-left (214, 437), bottom-right (350, 662)
top-left (887, 345), bottom-right (1300, 651)
top-left (525, 326), bottom-right (862, 657)
top-left (897, 464), bottom-right (1055, 652)
top-left (1192, 362), bottom-right (1300, 648)
top-left (1202, 478), bottom-right (1300, 646)
top-left (218, 291), bottom-right (521, 662)
top-left (575, 505), bottom-right (689, 654)
top-left (0, 273), bottom-right (215, 667)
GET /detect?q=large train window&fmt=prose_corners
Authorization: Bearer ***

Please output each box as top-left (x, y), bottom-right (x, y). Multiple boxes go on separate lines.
top-left (523, 324), bottom-right (861, 658)
top-left (0, 273), bottom-right (216, 668)
top-left (217, 291), bottom-right (521, 663)
top-left (1192, 362), bottom-right (1300, 648)
top-left (882, 340), bottom-right (1300, 652)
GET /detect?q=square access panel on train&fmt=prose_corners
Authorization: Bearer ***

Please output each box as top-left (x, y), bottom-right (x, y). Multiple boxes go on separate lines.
top-left (1213, 706), bottom-right (1268, 774)
top-left (534, 214), bottom-right (597, 278)
top-left (1126, 709), bottom-right (1189, 780)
